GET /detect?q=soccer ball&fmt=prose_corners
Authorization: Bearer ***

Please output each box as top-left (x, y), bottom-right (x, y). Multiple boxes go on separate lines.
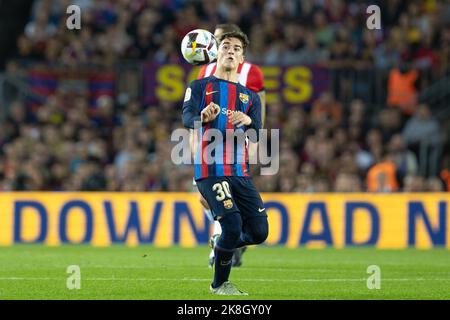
top-left (181, 29), bottom-right (218, 65)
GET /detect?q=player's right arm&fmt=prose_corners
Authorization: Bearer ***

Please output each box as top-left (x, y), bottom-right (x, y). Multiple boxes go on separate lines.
top-left (183, 81), bottom-right (219, 165)
top-left (182, 81), bottom-right (220, 128)
top-left (182, 82), bottom-right (202, 162)
top-left (182, 81), bottom-right (202, 129)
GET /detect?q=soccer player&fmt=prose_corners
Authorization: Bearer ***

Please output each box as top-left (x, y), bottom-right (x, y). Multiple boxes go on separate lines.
top-left (182, 31), bottom-right (268, 295)
top-left (197, 24), bottom-right (266, 268)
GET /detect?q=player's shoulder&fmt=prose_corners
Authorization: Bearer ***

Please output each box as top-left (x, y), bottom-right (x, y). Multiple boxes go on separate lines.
top-left (241, 61), bottom-right (264, 92)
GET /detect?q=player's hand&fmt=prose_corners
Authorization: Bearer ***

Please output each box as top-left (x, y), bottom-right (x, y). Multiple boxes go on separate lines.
top-left (201, 102), bottom-right (220, 123)
top-left (228, 111), bottom-right (252, 127)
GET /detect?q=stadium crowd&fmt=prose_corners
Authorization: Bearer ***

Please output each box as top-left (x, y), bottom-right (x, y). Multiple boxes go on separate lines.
top-left (1, 0), bottom-right (450, 192)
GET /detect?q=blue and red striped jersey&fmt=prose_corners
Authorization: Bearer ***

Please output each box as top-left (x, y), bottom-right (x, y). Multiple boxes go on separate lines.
top-left (182, 76), bottom-right (261, 181)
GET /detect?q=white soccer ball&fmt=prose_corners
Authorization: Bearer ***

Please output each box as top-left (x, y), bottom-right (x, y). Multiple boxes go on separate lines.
top-left (181, 29), bottom-right (218, 65)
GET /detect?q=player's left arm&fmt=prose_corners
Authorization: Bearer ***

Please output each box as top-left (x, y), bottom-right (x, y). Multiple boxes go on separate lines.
top-left (247, 65), bottom-right (265, 127)
top-left (247, 80), bottom-right (265, 160)
top-left (248, 91), bottom-right (263, 161)
top-left (182, 82), bottom-right (201, 162)
top-left (244, 92), bottom-right (262, 143)
top-left (257, 90), bottom-right (266, 127)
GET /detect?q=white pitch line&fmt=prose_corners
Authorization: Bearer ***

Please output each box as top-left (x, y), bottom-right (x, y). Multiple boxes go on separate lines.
top-left (0, 277), bottom-right (449, 282)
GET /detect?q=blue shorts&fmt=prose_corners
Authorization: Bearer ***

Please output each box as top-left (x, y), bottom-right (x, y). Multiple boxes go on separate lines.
top-left (196, 176), bottom-right (267, 221)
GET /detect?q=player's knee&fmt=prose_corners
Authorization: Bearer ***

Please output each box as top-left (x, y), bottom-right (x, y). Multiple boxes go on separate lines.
top-left (251, 219), bottom-right (269, 244)
top-left (252, 229), bottom-right (268, 245)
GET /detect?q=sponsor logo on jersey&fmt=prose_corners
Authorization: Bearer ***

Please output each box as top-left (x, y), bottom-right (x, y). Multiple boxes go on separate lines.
top-left (221, 108), bottom-right (239, 116)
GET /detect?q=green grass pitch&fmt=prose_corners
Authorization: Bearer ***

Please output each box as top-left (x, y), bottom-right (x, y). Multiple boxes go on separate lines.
top-left (0, 245), bottom-right (449, 299)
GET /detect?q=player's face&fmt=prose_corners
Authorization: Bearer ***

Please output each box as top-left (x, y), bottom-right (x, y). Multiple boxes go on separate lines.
top-left (217, 37), bottom-right (244, 72)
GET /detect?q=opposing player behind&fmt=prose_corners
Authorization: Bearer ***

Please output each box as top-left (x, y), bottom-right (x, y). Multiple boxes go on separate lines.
top-left (197, 24), bottom-right (266, 268)
top-left (182, 31), bottom-right (268, 295)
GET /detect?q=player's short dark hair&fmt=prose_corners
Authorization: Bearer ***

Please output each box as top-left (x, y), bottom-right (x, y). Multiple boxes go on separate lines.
top-left (218, 30), bottom-right (250, 53)
top-left (215, 24), bottom-right (241, 34)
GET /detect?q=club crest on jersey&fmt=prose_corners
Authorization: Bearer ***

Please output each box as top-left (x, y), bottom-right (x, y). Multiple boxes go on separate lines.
top-left (239, 93), bottom-right (249, 104)
top-left (223, 199), bottom-right (233, 209)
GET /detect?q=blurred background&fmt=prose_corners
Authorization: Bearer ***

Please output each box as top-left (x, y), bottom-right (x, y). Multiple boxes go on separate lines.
top-left (0, 0), bottom-right (449, 193)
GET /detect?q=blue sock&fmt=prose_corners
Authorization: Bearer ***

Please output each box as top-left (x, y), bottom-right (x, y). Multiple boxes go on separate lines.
top-left (212, 246), bottom-right (235, 288)
top-left (212, 212), bottom-right (242, 288)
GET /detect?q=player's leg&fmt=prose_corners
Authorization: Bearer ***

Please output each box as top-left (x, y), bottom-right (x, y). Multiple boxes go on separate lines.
top-left (212, 211), bottom-right (242, 287)
top-left (231, 177), bottom-right (269, 251)
top-left (196, 177), bottom-right (247, 294)
top-left (236, 215), bottom-right (268, 247)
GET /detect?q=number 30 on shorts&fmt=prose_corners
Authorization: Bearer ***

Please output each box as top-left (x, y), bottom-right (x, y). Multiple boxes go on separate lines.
top-left (212, 181), bottom-right (231, 201)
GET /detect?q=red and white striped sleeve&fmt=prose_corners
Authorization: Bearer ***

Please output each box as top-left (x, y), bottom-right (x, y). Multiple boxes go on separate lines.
top-left (240, 62), bottom-right (265, 92)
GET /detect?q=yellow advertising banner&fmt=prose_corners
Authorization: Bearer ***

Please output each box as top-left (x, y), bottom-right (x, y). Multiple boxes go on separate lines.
top-left (0, 193), bottom-right (448, 248)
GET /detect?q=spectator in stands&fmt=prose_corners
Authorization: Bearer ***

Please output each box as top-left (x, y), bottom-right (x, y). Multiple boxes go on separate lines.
top-left (388, 134), bottom-right (418, 178)
top-left (377, 108), bottom-right (402, 143)
top-left (334, 172), bottom-right (362, 192)
top-left (24, 6), bottom-right (57, 46)
top-left (310, 91), bottom-right (342, 129)
top-left (367, 154), bottom-right (400, 192)
top-left (297, 32), bottom-right (329, 66)
top-left (440, 169), bottom-right (450, 192)
top-left (387, 65), bottom-right (419, 115)
top-left (426, 177), bottom-right (444, 192)
top-left (403, 175), bottom-right (425, 192)
top-left (402, 104), bottom-right (442, 176)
